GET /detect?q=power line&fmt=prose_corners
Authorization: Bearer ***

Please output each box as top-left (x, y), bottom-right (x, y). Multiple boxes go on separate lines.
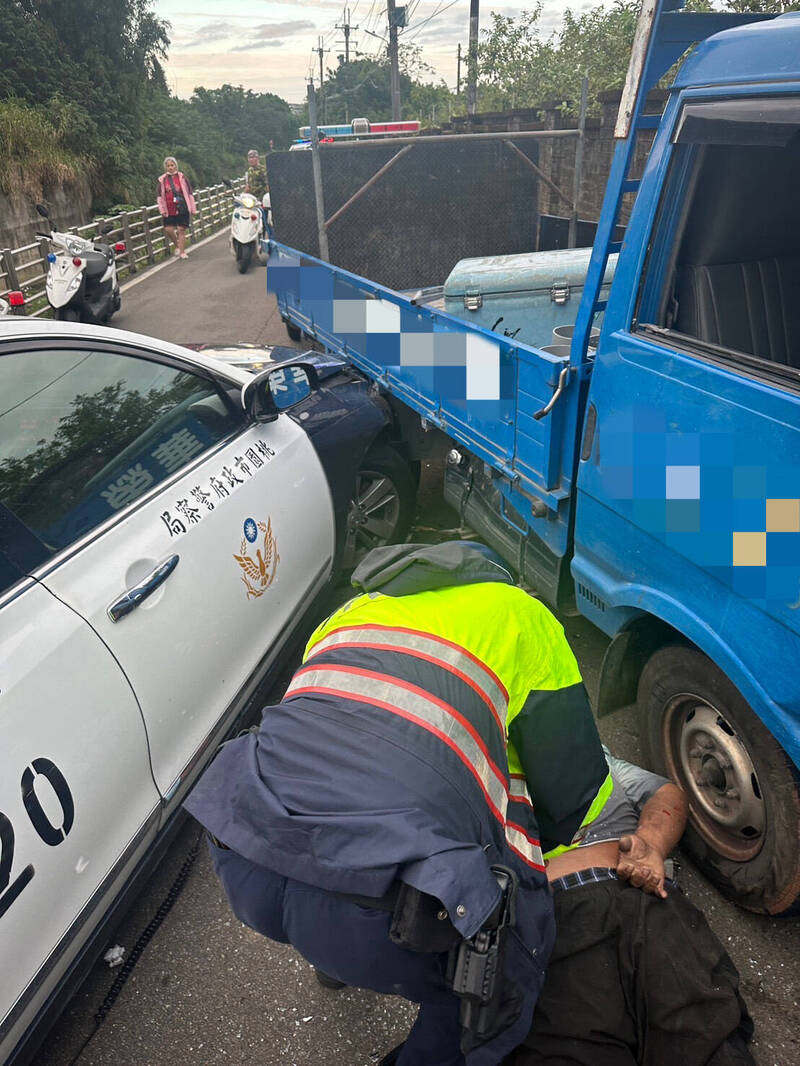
top-left (402, 0), bottom-right (461, 41)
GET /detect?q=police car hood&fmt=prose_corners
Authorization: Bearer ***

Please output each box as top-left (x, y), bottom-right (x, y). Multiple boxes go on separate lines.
top-left (351, 540), bottom-right (514, 597)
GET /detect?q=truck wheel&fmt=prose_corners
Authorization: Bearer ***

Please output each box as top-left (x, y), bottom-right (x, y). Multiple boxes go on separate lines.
top-left (637, 644), bottom-right (800, 914)
top-left (285, 321), bottom-right (302, 342)
top-left (238, 244), bottom-right (252, 274)
top-left (342, 445), bottom-right (416, 571)
top-left (54, 308), bottom-right (79, 322)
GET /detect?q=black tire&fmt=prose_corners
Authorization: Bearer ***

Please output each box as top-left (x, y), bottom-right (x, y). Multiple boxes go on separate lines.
top-left (637, 644), bottom-right (800, 914)
top-left (54, 308), bottom-right (79, 322)
top-left (341, 445), bottom-right (416, 572)
top-left (285, 321), bottom-right (302, 342)
top-left (238, 243), bottom-right (252, 274)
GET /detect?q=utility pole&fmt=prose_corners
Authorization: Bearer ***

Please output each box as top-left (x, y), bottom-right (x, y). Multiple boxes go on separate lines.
top-left (315, 36), bottom-right (330, 124)
top-left (316, 36), bottom-right (329, 90)
top-left (307, 82), bottom-right (329, 262)
top-left (336, 7), bottom-right (359, 63)
top-left (456, 42), bottom-right (462, 96)
top-left (568, 76), bottom-right (589, 250)
top-left (387, 0), bottom-right (401, 121)
top-left (466, 0), bottom-right (479, 117)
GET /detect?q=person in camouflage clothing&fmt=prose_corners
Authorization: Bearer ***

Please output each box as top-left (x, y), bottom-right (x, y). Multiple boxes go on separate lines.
top-left (245, 149), bottom-right (268, 199)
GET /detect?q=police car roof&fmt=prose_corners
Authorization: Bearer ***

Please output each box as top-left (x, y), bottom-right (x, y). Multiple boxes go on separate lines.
top-left (0, 318), bottom-right (254, 386)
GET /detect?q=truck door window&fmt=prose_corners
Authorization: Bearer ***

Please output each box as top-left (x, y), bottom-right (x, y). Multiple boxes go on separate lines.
top-left (636, 95), bottom-right (800, 388)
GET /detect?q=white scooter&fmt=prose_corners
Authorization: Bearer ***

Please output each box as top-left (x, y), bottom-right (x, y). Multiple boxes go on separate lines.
top-left (222, 180), bottom-right (268, 274)
top-left (36, 204), bottom-right (123, 324)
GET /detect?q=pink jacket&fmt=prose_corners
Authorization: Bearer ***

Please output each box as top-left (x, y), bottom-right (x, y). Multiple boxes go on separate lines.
top-left (157, 172), bottom-right (196, 216)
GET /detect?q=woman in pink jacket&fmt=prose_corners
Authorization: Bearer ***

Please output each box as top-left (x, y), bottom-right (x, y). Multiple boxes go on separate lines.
top-left (157, 156), bottom-right (196, 260)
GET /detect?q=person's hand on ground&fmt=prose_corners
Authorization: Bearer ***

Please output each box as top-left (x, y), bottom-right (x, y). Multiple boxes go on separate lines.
top-left (617, 833), bottom-right (668, 898)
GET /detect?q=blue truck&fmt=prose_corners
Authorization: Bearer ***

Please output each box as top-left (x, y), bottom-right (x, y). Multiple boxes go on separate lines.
top-left (269, 0), bottom-right (800, 915)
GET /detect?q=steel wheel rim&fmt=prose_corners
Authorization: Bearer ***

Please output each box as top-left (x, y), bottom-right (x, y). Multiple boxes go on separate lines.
top-left (662, 693), bottom-right (765, 862)
top-left (344, 469), bottom-right (401, 568)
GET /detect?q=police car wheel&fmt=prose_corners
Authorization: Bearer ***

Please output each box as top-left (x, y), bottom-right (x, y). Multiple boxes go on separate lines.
top-left (342, 445), bottom-right (415, 572)
top-left (637, 644), bottom-right (800, 914)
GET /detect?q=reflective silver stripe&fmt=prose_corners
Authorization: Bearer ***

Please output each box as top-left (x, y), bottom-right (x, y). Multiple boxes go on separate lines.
top-left (509, 774), bottom-right (533, 807)
top-left (308, 625), bottom-right (508, 736)
top-left (505, 822), bottom-right (545, 871)
top-left (286, 664), bottom-right (510, 823)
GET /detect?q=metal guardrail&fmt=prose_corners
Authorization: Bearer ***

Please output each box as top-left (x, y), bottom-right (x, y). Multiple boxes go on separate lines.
top-left (0, 178), bottom-right (245, 316)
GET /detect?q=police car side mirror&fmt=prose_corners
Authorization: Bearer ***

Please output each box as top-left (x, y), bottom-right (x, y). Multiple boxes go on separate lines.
top-left (242, 362), bottom-right (318, 423)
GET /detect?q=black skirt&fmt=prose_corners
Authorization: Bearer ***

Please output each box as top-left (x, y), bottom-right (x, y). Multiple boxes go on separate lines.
top-left (163, 211), bottom-right (190, 228)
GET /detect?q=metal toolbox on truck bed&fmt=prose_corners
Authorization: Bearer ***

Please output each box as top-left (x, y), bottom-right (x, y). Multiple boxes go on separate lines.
top-left (443, 247), bottom-right (617, 350)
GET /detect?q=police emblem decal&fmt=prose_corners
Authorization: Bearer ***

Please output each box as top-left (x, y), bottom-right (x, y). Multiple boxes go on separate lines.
top-left (234, 518), bottom-right (280, 599)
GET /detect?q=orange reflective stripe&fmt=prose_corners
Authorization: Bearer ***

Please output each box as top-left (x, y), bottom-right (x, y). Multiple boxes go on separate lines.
top-left (308, 624), bottom-right (509, 737)
top-left (285, 663), bottom-right (545, 872)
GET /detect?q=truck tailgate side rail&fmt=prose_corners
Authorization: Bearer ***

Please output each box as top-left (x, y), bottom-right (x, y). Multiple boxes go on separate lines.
top-left (268, 241), bottom-right (570, 503)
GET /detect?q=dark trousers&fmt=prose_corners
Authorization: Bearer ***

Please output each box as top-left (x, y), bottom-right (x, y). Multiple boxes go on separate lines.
top-left (209, 841), bottom-right (535, 1066)
top-left (509, 877), bottom-right (755, 1066)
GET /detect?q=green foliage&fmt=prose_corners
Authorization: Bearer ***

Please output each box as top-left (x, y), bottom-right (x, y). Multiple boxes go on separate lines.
top-left (0, 97), bottom-right (90, 198)
top-left (475, 0), bottom-right (798, 117)
top-left (316, 46), bottom-right (456, 128)
top-left (722, 0), bottom-right (800, 9)
top-left (478, 2), bottom-right (640, 115)
top-left (0, 0), bottom-right (296, 211)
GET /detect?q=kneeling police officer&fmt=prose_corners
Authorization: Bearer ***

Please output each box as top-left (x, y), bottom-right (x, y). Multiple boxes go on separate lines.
top-left (185, 542), bottom-right (612, 1065)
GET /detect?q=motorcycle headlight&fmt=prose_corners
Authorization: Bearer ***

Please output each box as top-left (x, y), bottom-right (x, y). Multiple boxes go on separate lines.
top-left (65, 239), bottom-right (84, 256)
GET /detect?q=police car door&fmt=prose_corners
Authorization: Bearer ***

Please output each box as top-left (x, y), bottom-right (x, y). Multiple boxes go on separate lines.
top-left (5, 337), bottom-right (334, 806)
top-left (0, 529), bottom-right (159, 1062)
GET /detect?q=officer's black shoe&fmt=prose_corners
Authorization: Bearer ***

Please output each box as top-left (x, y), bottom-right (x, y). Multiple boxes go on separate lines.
top-left (313, 967), bottom-right (347, 990)
top-left (377, 1042), bottom-right (405, 1065)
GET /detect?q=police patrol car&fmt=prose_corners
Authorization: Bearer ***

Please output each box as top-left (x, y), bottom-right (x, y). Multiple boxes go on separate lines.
top-left (0, 319), bottom-right (415, 1064)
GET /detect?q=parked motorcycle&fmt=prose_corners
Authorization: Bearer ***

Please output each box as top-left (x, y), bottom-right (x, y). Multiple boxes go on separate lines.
top-left (36, 204), bottom-right (123, 324)
top-left (0, 291), bottom-right (25, 316)
top-left (222, 179), bottom-right (267, 274)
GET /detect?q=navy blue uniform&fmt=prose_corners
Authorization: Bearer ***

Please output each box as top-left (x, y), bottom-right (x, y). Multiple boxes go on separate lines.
top-left (186, 543), bottom-right (609, 1065)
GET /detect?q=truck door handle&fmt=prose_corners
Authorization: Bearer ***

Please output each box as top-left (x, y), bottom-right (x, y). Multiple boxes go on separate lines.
top-left (108, 555), bottom-right (180, 622)
top-left (533, 365), bottom-right (570, 421)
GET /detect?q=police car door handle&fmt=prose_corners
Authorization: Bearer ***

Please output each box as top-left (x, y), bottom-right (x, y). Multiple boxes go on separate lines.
top-left (108, 555), bottom-right (180, 622)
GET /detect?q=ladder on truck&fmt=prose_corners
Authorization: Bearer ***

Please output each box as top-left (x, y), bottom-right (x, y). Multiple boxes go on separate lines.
top-left (570, 0), bottom-right (773, 365)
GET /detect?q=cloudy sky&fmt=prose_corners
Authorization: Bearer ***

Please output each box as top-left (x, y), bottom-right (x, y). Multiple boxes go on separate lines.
top-left (155, 0), bottom-right (594, 106)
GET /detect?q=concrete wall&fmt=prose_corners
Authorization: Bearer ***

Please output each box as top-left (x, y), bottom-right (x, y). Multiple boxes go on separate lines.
top-left (442, 89), bottom-right (667, 235)
top-left (0, 175), bottom-right (93, 253)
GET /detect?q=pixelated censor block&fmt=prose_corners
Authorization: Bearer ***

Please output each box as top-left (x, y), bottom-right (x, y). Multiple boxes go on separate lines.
top-left (267, 245), bottom-right (573, 465)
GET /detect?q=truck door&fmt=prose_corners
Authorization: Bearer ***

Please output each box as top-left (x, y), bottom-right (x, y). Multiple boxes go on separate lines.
top-left (574, 90), bottom-right (800, 911)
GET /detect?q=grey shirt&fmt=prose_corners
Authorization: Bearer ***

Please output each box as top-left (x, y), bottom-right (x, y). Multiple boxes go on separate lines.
top-left (578, 747), bottom-right (670, 848)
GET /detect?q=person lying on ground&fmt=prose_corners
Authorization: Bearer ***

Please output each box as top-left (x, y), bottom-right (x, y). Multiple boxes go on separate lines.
top-left (507, 749), bottom-right (755, 1066)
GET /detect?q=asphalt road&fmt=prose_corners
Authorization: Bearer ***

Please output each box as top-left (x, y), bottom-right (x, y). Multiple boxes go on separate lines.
top-left (34, 233), bottom-right (800, 1066)
top-left (112, 230), bottom-right (296, 349)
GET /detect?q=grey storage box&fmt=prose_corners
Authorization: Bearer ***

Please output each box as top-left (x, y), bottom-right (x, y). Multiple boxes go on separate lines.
top-left (443, 247), bottom-right (617, 350)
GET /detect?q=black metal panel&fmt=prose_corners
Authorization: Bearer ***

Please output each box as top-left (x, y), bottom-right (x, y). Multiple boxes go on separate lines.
top-left (268, 139), bottom-right (540, 291)
top-left (538, 214), bottom-right (626, 251)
